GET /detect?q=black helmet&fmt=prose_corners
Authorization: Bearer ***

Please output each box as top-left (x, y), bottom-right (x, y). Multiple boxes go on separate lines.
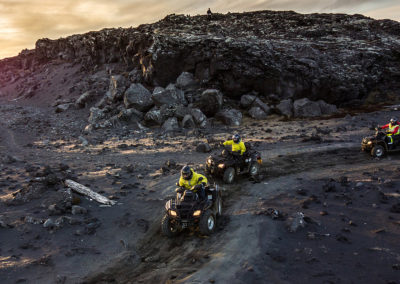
top-left (232, 133), bottom-right (240, 143)
top-left (181, 166), bottom-right (192, 180)
top-left (390, 117), bottom-right (398, 124)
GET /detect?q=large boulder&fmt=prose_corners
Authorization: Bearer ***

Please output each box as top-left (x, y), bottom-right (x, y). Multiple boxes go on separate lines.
top-left (240, 94), bottom-right (270, 115)
top-left (191, 108), bottom-right (207, 128)
top-left (276, 99), bottom-right (294, 118)
top-left (123, 83), bottom-right (153, 112)
top-left (152, 86), bottom-right (187, 106)
top-left (194, 89), bottom-right (223, 117)
top-left (108, 75), bottom-right (128, 101)
top-left (216, 109), bottom-right (242, 126)
top-left (249, 107), bottom-right (268, 120)
top-left (162, 117), bottom-right (179, 132)
top-left (240, 94), bottom-right (257, 108)
top-left (293, 98), bottom-right (322, 118)
top-left (176, 72), bottom-right (198, 90)
top-left (318, 100), bottom-right (338, 115)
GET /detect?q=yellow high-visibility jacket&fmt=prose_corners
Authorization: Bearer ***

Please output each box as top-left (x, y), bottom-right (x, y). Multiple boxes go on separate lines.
top-left (178, 169), bottom-right (208, 191)
top-left (223, 139), bottom-right (246, 155)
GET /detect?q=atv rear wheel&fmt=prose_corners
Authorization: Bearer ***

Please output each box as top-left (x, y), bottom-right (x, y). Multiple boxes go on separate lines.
top-left (199, 210), bottom-right (216, 235)
top-left (249, 162), bottom-right (260, 177)
top-left (161, 214), bottom-right (179, 238)
top-left (371, 145), bottom-right (385, 158)
top-left (223, 167), bottom-right (235, 184)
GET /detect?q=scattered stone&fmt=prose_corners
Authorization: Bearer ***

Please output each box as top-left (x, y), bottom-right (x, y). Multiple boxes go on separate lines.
top-left (196, 143), bottom-right (211, 153)
top-left (75, 91), bottom-right (96, 108)
top-left (71, 205), bottom-right (88, 215)
top-left (152, 86), bottom-right (186, 106)
top-left (191, 108), bottom-right (207, 128)
top-left (287, 212), bottom-right (306, 232)
top-left (55, 103), bottom-right (73, 113)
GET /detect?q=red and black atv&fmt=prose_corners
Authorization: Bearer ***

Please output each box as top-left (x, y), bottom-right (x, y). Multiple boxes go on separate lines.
top-left (161, 184), bottom-right (222, 238)
top-left (205, 142), bottom-right (262, 184)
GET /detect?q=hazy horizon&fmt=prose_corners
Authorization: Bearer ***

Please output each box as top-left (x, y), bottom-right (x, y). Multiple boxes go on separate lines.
top-left (0, 0), bottom-right (399, 60)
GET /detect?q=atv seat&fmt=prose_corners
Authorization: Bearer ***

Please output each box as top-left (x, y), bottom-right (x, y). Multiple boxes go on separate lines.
top-left (181, 190), bottom-right (198, 202)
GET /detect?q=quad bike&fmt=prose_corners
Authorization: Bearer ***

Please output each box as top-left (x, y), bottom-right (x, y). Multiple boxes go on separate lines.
top-left (361, 128), bottom-right (400, 157)
top-left (161, 184), bottom-right (222, 238)
top-left (205, 142), bottom-right (262, 184)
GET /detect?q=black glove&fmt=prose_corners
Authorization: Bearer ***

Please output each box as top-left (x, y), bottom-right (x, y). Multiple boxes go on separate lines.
top-left (192, 184), bottom-right (203, 191)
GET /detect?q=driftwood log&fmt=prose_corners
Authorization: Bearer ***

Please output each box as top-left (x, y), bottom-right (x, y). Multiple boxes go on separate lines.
top-left (65, 179), bottom-right (116, 205)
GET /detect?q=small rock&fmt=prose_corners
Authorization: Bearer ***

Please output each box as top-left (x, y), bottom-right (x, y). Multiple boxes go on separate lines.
top-left (71, 205), bottom-right (88, 215)
top-left (196, 143), bottom-right (211, 153)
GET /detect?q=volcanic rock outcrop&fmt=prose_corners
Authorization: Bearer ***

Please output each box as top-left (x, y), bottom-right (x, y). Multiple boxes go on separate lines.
top-left (1, 10), bottom-right (400, 130)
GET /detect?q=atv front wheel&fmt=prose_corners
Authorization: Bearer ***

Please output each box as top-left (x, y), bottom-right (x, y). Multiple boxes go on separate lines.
top-left (161, 214), bottom-right (179, 238)
top-left (215, 196), bottom-right (222, 216)
top-left (199, 210), bottom-right (216, 235)
top-left (371, 145), bottom-right (385, 158)
top-left (223, 167), bottom-right (235, 184)
top-left (249, 162), bottom-right (260, 177)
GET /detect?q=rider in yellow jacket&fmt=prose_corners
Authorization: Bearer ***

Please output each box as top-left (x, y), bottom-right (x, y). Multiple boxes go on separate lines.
top-left (178, 166), bottom-right (208, 199)
top-left (223, 134), bottom-right (246, 155)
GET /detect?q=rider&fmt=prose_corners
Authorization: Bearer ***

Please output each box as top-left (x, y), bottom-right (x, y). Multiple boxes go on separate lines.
top-left (178, 166), bottom-right (208, 199)
top-left (379, 117), bottom-right (400, 148)
top-left (223, 133), bottom-right (246, 156)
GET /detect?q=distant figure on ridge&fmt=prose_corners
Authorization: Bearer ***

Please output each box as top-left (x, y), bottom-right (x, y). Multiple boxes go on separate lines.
top-left (207, 8), bottom-right (212, 20)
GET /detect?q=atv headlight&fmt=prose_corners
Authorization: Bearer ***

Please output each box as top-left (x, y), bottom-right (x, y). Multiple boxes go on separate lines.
top-left (367, 141), bottom-right (372, 145)
top-left (218, 164), bottom-right (225, 169)
top-left (169, 210), bottom-right (177, 217)
top-left (193, 210), bottom-right (202, 217)
top-left (207, 158), bottom-right (212, 164)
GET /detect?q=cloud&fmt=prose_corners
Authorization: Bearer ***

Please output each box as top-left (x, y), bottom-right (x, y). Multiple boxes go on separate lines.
top-left (0, 0), bottom-right (399, 59)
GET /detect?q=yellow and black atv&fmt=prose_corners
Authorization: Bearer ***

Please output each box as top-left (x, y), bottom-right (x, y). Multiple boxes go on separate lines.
top-left (161, 184), bottom-right (222, 238)
top-left (205, 143), bottom-right (262, 184)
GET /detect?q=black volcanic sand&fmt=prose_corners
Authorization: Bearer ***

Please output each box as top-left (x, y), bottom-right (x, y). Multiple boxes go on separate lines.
top-left (1, 98), bottom-right (399, 283)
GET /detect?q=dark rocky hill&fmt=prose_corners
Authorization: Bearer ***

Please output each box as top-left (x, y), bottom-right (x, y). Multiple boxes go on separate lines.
top-left (1, 10), bottom-right (400, 130)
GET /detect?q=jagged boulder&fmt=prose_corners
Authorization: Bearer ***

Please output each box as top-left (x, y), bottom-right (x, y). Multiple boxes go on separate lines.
top-left (176, 72), bottom-right (198, 90)
top-left (276, 99), bottom-right (294, 118)
top-left (318, 100), bottom-right (338, 115)
top-left (162, 117), bottom-right (179, 132)
top-left (194, 89), bottom-right (223, 117)
top-left (182, 114), bottom-right (196, 128)
top-left (293, 98), bottom-right (322, 118)
top-left (191, 108), bottom-right (207, 128)
top-left (152, 86), bottom-right (187, 106)
top-left (249, 107), bottom-right (268, 120)
top-left (216, 109), bottom-right (242, 126)
top-left (123, 83), bottom-right (153, 112)
top-left (240, 94), bottom-right (270, 115)
top-left (108, 75), bottom-right (128, 101)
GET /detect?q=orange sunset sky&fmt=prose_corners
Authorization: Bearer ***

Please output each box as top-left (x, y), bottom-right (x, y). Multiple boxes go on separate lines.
top-left (0, 0), bottom-right (399, 59)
